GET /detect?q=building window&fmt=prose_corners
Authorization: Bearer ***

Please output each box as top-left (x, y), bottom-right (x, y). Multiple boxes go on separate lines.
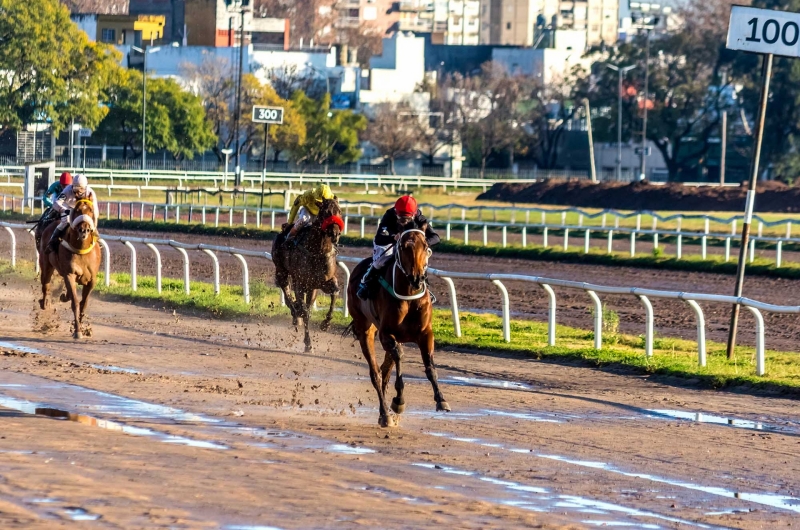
top-left (506, 22), bottom-right (511, 29)
top-left (101, 28), bottom-right (116, 43)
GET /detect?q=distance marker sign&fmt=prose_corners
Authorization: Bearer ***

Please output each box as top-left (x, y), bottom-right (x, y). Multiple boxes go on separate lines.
top-left (251, 106), bottom-right (284, 124)
top-left (727, 5), bottom-right (800, 57)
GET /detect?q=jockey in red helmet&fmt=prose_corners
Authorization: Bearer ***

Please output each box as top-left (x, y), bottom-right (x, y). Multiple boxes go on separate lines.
top-left (356, 195), bottom-right (440, 300)
top-left (44, 172), bottom-right (72, 208)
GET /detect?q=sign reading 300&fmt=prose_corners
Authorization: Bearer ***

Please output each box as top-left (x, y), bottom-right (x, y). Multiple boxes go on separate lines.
top-left (252, 106), bottom-right (284, 124)
top-left (728, 5), bottom-right (800, 57)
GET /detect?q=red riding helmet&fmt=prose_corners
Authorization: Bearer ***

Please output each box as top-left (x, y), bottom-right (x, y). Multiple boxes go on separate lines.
top-left (59, 172), bottom-right (73, 187)
top-left (394, 195), bottom-right (417, 217)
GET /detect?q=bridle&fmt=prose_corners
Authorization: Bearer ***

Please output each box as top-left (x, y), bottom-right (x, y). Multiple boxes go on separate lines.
top-left (390, 229), bottom-right (432, 301)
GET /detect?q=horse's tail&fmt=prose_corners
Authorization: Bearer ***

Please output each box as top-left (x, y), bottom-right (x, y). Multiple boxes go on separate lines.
top-left (341, 321), bottom-right (356, 339)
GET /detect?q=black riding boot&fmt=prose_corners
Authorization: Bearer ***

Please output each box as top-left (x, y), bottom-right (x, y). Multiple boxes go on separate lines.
top-left (356, 265), bottom-right (380, 300)
top-left (48, 225), bottom-right (66, 253)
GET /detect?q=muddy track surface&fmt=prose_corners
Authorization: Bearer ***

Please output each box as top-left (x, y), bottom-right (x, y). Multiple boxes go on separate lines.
top-left (2, 271), bottom-right (800, 528)
top-left (5, 227), bottom-right (798, 351)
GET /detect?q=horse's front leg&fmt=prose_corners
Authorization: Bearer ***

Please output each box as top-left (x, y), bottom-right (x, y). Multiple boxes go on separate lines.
top-left (420, 328), bottom-right (449, 412)
top-left (301, 289), bottom-right (314, 352)
top-left (380, 331), bottom-right (406, 415)
top-left (79, 276), bottom-right (96, 331)
top-left (276, 269), bottom-right (299, 324)
top-left (64, 274), bottom-right (82, 339)
top-left (320, 278), bottom-right (338, 331)
top-left (360, 326), bottom-right (395, 427)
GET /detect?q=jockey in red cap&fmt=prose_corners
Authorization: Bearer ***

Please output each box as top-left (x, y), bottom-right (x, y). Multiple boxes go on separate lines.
top-left (356, 195), bottom-right (440, 300)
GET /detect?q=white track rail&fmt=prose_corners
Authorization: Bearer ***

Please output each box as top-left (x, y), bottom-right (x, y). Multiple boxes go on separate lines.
top-left (2, 221), bottom-right (794, 376)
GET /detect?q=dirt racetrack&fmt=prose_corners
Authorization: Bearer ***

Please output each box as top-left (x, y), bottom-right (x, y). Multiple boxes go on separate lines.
top-left (2, 264), bottom-right (800, 528)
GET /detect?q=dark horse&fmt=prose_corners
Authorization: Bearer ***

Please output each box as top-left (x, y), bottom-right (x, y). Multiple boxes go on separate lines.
top-left (345, 229), bottom-right (449, 427)
top-left (38, 199), bottom-right (102, 338)
top-left (272, 198), bottom-right (344, 352)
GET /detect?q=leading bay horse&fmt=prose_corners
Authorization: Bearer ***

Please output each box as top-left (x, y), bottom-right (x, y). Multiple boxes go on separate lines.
top-left (345, 229), bottom-right (449, 428)
top-left (272, 198), bottom-right (344, 352)
top-left (38, 199), bottom-right (102, 338)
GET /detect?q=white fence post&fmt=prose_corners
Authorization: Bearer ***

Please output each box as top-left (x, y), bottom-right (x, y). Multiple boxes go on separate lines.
top-left (587, 290), bottom-right (602, 350)
top-left (201, 249), bottom-right (220, 295)
top-left (99, 239), bottom-right (110, 287)
top-left (491, 279), bottom-right (511, 343)
top-left (232, 253), bottom-right (250, 304)
top-left (173, 247), bottom-right (190, 295)
top-left (563, 228), bottom-right (569, 250)
top-left (745, 306), bottom-right (766, 376)
top-left (28, 231), bottom-right (39, 274)
top-left (725, 237), bottom-right (731, 262)
top-left (123, 241), bottom-right (137, 291)
top-left (607, 230), bottom-right (613, 254)
top-left (502, 226), bottom-right (507, 248)
top-left (685, 300), bottom-right (706, 367)
top-left (3, 226), bottom-right (15, 269)
top-left (584, 229), bottom-right (590, 254)
top-left (522, 226), bottom-right (527, 248)
top-left (749, 238), bottom-right (755, 263)
top-left (542, 284), bottom-right (556, 347)
top-left (677, 234), bottom-right (683, 259)
top-left (145, 243), bottom-right (162, 293)
top-left (638, 294), bottom-right (654, 357)
top-left (441, 276), bottom-right (461, 338)
top-left (543, 226), bottom-right (548, 248)
top-left (630, 231), bottom-right (636, 257)
top-left (482, 225), bottom-right (488, 246)
top-left (337, 261), bottom-right (350, 318)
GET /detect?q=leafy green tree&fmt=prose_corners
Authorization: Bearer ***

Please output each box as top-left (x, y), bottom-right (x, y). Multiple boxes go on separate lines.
top-left (291, 92), bottom-right (366, 166)
top-left (95, 69), bottom-right (216, 160)
top-left (0, 0), bottom-right (120, 132)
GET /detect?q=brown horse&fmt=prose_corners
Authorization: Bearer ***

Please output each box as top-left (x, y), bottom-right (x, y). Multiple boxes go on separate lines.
top-left (272, 198), bottom-right (343, 352)
top-left (346, 229), bottom-right (449, 428)
top-left (38, 199), bottom-right (102, 338)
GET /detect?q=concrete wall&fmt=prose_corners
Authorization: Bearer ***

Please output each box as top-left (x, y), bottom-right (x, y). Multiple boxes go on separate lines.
top-left (72, 14), bottom-right (98, 42)
top-left (492, 46), bottom-right (588, 83)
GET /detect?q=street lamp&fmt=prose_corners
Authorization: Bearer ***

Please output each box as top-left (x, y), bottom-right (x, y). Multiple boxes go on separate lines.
top-left (629, 2), bottom-right (671, 181)
top-left (229, 0), bottom-right (250, 187)
top-left (131, 45), bottom-right (162, 170)
top-left (605, 63), bottom-right (637, 181)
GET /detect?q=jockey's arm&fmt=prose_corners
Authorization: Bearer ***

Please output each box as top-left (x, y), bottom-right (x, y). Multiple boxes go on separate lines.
top-left (89, 189), bottom-right (100, 224)
top-left (418, 213), bottom-right (440, 246)
top-left (373, 210), bottom-right (396, 247)
top-left (43, 183), bottom-right (60, 208)
top-left (287, 197), bottom-right (301, 224)
top-left (53, 188), bottom-right (71, 214)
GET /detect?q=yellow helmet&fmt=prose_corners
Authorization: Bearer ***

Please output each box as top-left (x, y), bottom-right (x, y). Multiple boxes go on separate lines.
top-left (313, 184), bottom-right (334, 202)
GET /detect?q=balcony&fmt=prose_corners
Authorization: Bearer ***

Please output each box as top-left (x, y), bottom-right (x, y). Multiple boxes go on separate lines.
top-left (335, 16), bottom-right (361, 28)
top-left (397, 18), bottom-right (434, 31)
top-left (398, 0), bottom-right (433, 12)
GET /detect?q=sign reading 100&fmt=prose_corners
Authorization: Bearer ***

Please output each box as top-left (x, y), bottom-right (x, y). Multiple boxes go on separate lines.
top-left (252, 106), bottom-right (285, 124)
top-left (728, 6), bottom-right (800, 57)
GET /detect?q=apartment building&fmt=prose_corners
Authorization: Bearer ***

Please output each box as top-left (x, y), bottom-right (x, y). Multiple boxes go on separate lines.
top-left (479, 0), bottom-right (617, 47)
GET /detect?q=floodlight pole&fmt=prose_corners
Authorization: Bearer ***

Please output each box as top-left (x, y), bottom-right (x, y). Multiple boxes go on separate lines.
top-left (726, 53), bottom-right (773, 359)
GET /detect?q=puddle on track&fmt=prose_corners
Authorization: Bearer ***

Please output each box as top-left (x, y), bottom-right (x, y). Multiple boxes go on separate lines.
top-left (646, 409), bottom-right (800, 435)
top-left (412, 463), bottom-right (718, 529)
top-left (89, 364), bottom-right (141, 374)
top-left (0, 341), bottom-right (41, 354)
top-left (63, 507), bottom-right (101, 521)
top-left (427, 431), bottom-right (800, 515)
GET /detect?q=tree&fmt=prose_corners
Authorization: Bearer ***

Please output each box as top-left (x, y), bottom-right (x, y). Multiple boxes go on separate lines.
top-left (291, 92), bottom-right (366, 166)
top-left (263, 64), bottom-right (322, 100)
top-left (580, 9), bottom-right (732, 180)
top-left (0, 0), bottom-right (120, 132)
top-left (366, 103), bottom-right (417, 175)
top-left (445, 63), bottom-right (531, 177)
top-left (180, 56), bottom-right (235, 161)
top-left (256, 85), bottom-right (307, 163)
top-left (95, 69), bottom-right (216, 160)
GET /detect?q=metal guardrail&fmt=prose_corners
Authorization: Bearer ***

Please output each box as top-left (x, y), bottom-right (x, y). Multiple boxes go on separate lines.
top-left (1, 221), bottom-right (793, 376)
top-left (4, 195), bottom-right (800, 267)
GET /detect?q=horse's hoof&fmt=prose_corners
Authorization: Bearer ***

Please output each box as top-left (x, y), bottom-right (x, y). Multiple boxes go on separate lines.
top-left (304, 343), bottom-right (313, 353)
top-left (320, 320), bottom-right (331, 331)
top-left (60, 293), bottom-right (69, 303)
top-left (391, 398), bottom-right (406, 414)
top-left (379, 415), bottom-right (397, 428)
top-left (73, 331), bottom-right (82, 339)
top-left (436, 401), bottom-right (451, 412)
top-left (38, 299), bottom-right (45, 310)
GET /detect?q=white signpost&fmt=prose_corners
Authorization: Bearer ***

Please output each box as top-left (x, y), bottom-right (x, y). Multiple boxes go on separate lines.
top-left (724, 6), bottom-right (797, 357)
top-left (251, 106), bottom-right (285, 208)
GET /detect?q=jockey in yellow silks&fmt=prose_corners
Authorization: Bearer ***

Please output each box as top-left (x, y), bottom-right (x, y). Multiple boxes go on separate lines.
top-left (285, 184), bottom-right (335, 243)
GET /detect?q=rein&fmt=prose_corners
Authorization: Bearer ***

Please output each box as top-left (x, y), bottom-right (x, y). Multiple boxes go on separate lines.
top-left (63, 202), bottom-right (98, 255)
top-left (380, 229), bottom-right (431, 301)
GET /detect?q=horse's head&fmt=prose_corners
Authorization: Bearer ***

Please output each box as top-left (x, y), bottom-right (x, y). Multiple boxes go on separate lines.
top-left (396, 230), bottom-right (431, 291)
top-left (317, 197), bottom-right (343, 246)
top-left (70, 199), bottom-right (96, 244)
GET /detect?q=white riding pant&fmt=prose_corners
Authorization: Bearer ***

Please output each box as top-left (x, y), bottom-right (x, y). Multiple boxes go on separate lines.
top-left (372, 243), bottom-right (394, 268)
top-left (293, 206), bottom-right (316, 230)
